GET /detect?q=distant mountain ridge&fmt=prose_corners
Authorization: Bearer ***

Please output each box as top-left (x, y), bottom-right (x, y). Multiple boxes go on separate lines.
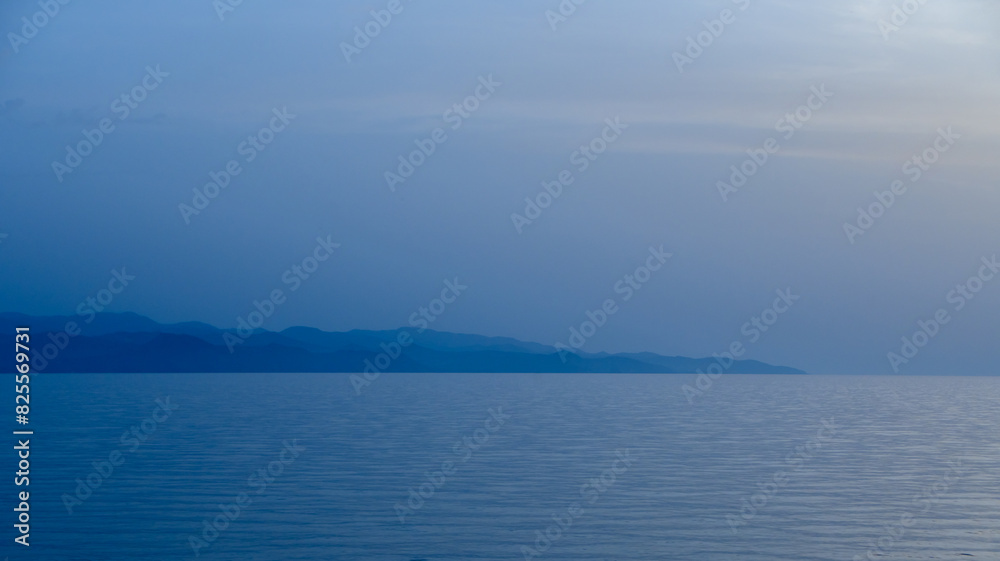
top-left (0, 312), bottom-right (807, 374)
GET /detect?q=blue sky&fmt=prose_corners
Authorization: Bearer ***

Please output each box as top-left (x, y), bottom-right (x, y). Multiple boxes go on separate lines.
top-left (1, 0), bottom-right (998, 374)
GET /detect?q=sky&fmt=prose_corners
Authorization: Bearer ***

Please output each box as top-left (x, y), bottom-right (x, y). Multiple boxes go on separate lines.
top-left (1, 0), bottom-right (998, 375)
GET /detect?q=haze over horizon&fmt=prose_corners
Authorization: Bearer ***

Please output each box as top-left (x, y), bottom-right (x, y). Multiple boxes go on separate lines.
top-left (2, 0), bottom-right (999, 375)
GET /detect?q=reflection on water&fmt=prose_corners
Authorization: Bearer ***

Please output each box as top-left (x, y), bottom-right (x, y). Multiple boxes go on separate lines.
top-left (19, 373), bottom-right (1000, 560)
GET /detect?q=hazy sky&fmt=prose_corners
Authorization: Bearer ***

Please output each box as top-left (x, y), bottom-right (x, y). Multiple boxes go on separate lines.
top-left (1, 0), bottom-right (998, 375)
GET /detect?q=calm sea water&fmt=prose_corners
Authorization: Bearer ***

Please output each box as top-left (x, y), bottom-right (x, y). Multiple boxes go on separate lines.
top-left (11, 373), bottom-right (1000, 560)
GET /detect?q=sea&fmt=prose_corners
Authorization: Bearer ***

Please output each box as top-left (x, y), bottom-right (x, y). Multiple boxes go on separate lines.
top-left (11, 372), bottom-right (1000, 560)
